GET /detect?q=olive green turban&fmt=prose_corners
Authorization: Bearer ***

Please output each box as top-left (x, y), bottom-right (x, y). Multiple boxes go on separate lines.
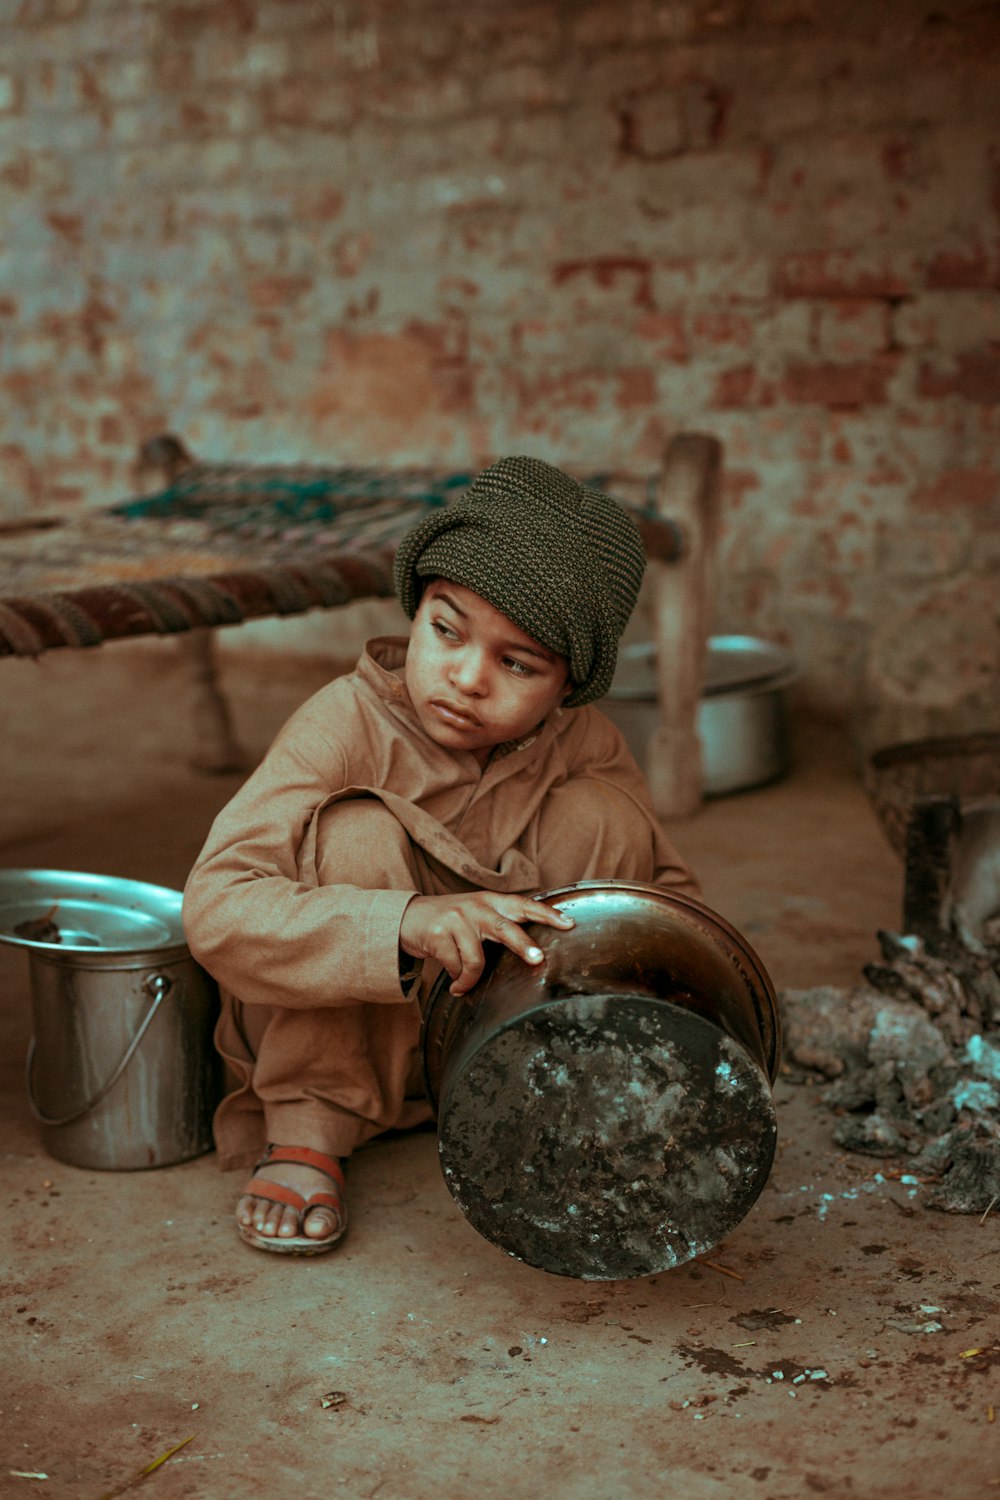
top-left (393, 455), bottom-right (645, 707)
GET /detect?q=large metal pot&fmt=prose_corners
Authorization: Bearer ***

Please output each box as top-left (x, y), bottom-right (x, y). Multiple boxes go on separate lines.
top-left (422, 880), bottom-right (781, 1281)
top-left (605, 635), bottom-right (799, 796)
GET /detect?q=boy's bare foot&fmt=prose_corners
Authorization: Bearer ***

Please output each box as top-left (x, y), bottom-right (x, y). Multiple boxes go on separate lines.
top-left (236, 1145), bottom-right (347, 1255)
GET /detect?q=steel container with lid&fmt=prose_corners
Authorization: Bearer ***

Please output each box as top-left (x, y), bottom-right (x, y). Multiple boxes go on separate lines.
top-left (0, 868), bottom-right (220, 1171)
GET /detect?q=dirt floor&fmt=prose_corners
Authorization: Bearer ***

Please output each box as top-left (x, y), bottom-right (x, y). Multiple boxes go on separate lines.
top-left (2, 638), bottom-right (997, 1499)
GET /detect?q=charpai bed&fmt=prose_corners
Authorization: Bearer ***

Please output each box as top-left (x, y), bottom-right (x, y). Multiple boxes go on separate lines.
top-left (0, 432), bottom-right (721, 816)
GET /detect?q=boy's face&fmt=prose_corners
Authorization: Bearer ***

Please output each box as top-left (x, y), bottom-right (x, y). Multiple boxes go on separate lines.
top-left (405, 580), bottom-right (571, 766)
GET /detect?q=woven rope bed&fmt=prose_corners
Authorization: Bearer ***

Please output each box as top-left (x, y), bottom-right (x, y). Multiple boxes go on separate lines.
top-left (0, 433), bottom-right (721, 816)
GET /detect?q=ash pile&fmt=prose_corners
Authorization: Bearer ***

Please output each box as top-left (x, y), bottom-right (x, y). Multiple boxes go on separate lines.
top-left (780, 797), bottom-right (1000, 1215)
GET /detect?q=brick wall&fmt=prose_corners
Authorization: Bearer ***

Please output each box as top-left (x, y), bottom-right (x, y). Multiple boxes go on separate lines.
top-left (2, 0), bottom-right (998, 739)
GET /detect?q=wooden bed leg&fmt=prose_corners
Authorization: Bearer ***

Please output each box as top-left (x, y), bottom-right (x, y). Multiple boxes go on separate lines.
top-left (135, 435), bottom-right (245, 773)
top-left (646, 432), bottom-right (722, 820)
top-left (176, 628), bottom-right (247, 773)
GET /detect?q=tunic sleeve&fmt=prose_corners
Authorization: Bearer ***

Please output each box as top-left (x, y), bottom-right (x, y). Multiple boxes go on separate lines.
top-left (182, 690), bottom-right (416, 1010)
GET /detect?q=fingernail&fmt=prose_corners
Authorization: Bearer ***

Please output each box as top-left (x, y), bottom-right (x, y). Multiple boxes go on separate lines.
top-left (527, 946), bottom-right (543, 962)
top-left (557, 913), bottom-right (574, 924)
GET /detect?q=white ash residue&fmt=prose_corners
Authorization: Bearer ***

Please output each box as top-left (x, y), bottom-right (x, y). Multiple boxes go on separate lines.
top-left (780, 922), bottom-right (1000, 1215)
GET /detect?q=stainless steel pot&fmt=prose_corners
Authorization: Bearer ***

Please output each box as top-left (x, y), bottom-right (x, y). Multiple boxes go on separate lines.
top-left (606, 635), bottom-right (799, 797)
top-left (422, 880), bottom-right (781, 1281)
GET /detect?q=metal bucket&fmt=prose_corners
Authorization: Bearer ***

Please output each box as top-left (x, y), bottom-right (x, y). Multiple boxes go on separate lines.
top-left (1, 869), bottom-right (220, 1171)
top-left (422, 880), bottom-right (781, 1281)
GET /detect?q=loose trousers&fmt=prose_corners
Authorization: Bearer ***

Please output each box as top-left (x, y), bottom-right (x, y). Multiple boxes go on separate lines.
top-left (212, 779), bottom-right (681, 1170)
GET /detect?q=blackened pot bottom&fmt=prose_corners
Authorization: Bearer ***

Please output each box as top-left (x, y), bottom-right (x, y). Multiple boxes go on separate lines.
top-left (437, 991), bottom-right (778, 1281)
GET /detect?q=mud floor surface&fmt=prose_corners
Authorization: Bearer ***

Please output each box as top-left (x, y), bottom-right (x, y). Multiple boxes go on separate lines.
top-left (2, 641), bottom-right (996, 1499)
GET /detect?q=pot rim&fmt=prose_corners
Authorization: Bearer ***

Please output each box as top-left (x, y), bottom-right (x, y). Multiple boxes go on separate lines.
top-left (422, 879), bottom-right (783, 1104)
top-left (534, 880), bottom-right (780, 1071)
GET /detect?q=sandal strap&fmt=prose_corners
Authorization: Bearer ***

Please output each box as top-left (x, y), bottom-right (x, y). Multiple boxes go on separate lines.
top-left (243, 1177), bottom-right (343, 1218)
top-left (255, 1144), bottom-right (346, 1191)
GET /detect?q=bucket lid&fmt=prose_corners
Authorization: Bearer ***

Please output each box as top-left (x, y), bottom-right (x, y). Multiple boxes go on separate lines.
top-left (609, 634), bottom-right (798, 702)
top-left (0, 868), bottom-right (186, 954)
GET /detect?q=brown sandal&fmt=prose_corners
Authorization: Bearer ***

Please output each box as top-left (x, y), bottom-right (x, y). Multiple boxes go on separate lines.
top-left (238, 1144), bottom-right (348, 1256)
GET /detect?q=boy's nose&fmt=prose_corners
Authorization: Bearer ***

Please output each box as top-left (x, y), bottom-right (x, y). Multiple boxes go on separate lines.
top-left (450, 649), bottom-right (488, 696)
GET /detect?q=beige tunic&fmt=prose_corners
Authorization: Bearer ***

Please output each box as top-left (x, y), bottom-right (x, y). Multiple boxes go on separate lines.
top-left (183, 637), bottom-right (700, 1168)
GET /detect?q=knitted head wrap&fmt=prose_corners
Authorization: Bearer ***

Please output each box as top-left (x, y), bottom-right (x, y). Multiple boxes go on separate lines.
top-left (393, 456), bottom-right (646, 707)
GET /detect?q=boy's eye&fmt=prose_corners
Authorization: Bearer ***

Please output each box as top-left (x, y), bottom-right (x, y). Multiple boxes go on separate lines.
top-left (504, 656), bottom-right (536, 679)
top-left (432, 619), bottom-right (460, 641)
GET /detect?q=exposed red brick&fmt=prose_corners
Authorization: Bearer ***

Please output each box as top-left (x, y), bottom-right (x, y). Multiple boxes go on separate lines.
top-left (881, 139), bottom-right (912, 182)
top-left (691, 311), bottom-right (754, 350)
top-left (46, 212), bottom-right (85, 246)
top-left (78, 296), bottom-right (118, 359)
top-left (709, 84), bottom-right (733, 144)
top-left (911, 469), bottom-right (999, 516)
top-left (313, 328), bottom-right (476, 436)
top-left (300, 188), bottom-right (345, 222)
top-left (926, 245), bottom-right (1000, 289)
top-left (722, 469), bottom-right (762, 509)
top-left (0, 442), bottom-right (43, 500)
top-left (865, 459), bottom-right (907, 486)
top-left (918, 351), bottom-right (1000, 404)
top-left (710, 365), bottom-right (776, 409)
top-left (0, 156), bottom-right (31, 189)
top-left (247, 276), bottom-right (313, 310)
top-left (634, 311), bottom-right (688, 362)
top-left (402, 316), bottom-right (469, 364)
top-left (782, 357), bottom-right (899, 408)
top-left (40, 489), bottom-right (86, 511)
top-left (179, 99), bottom-right (210, 131)
top-left (514, 370), bottom-right (602, 415)
top-left (615, 89), bottom-right (683, 161)
top-left (813, 299), bottom-right (891, 359)
top-left (167, 1), bottom-right (256, 37)
top-left (439, 278), bottom-right (481, 301)
top-left (777, 251), bottom-right (915, 299)
top-left (615, 368), bottom-right (656, 409)
top-left (263, 83), bottom-right (353, 131)
top-left (552, 258), bottom-right (655, 311)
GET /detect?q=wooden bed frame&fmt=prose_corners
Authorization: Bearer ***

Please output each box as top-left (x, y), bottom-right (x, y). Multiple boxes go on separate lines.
top-left (0, 432), bottom-right (721, 817)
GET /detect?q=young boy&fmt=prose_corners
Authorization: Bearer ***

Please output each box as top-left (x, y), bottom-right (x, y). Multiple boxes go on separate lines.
top-left (182, 455), bottom-right (700, 1255)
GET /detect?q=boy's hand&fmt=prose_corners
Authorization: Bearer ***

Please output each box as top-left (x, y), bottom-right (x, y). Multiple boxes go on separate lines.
top-left (399, 892), bottom-right (574, 997)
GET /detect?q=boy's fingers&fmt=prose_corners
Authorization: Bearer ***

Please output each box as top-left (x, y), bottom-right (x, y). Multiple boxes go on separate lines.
top-left (489, 915), bottom-right (548, 967)
top-left (521, 899), bottom-right (575, 929)
top-left (449, 928), bottom-right (487, 995)
top-left (484, 894), bottom-right (574, 929)
top-left (445, 896), bottom-right (574, 994)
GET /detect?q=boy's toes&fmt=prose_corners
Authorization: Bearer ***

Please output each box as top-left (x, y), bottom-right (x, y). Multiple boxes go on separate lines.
top-left (235, 1153), bottom-right (347, 1253)
top-left (255, 1198), bottom-right (288, 1237)
top-left (236, 1192), bottom-right (257, 1228)
top-left (274, 1205), bottom-right (304, 1238)
top-left (236, 1193), bottom-right (296, 1238)
top-left (303, 1206), bottom-right (340, 1241)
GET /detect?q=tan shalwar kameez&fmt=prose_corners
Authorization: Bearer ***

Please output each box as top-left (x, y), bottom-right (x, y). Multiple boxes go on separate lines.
top-left (182, 637), bottom-right (700, 1172)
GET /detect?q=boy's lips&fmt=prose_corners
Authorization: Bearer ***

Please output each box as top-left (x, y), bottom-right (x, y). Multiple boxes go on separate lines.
top-left (429, 698), bottom-right (482, 729)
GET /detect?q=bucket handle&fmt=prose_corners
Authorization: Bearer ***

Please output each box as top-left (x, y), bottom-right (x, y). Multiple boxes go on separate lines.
top-left (25, 971), bottom-right (173, 1129)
